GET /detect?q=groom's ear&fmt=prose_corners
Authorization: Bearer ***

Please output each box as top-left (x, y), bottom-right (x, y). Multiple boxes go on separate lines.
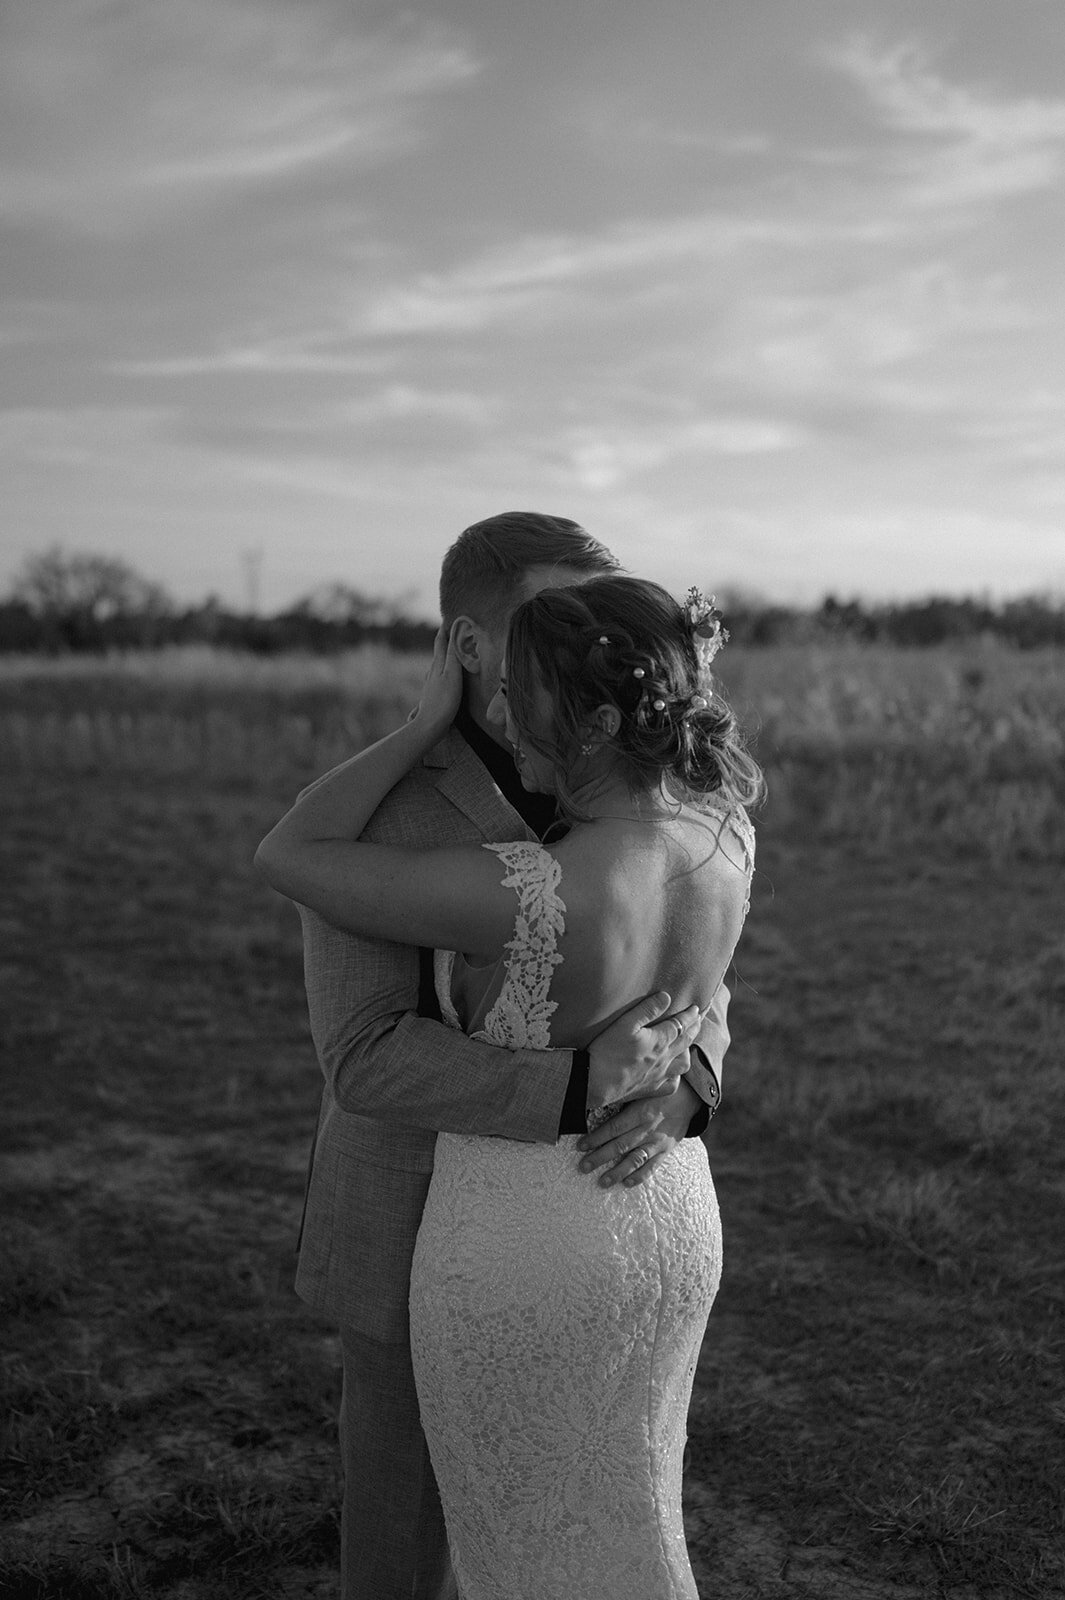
top-left (450, 616), bottom-right (484, 674)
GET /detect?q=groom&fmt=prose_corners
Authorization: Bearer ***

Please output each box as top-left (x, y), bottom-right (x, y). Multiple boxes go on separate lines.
top-left (294, 511), bottom-right (730, 1600)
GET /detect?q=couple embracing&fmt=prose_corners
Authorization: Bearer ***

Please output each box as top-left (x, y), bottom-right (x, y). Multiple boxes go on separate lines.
top-left (256, 512), bottom-right (762, 1600)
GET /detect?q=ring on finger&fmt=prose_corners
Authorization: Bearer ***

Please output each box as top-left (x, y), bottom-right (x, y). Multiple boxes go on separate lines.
top-left (629, 1146), bottom-right (650, 1168)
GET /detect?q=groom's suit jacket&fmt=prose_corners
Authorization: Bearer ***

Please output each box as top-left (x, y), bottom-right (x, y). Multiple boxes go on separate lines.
top-left (294, 727), bottom-right (727, 1343)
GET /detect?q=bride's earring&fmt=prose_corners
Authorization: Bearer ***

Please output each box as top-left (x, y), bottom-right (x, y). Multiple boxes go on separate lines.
top-left (579, 740), bottom-right (593, 756)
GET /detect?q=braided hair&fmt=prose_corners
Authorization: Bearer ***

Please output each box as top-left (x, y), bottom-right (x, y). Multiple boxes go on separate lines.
top-left (505, 575), bottom-right (764, 821)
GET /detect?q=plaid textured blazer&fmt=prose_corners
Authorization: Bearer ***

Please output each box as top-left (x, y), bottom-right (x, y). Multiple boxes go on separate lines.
top-left (294, 728), bottom-right (726, 1342)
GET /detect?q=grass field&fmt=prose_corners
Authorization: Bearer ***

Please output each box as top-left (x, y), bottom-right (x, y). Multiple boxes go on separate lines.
top-left (1, 643), bottom-right (1063, 1600)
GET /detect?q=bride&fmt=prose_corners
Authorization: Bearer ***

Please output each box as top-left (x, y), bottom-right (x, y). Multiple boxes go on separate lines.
top-left (257, 575), bottom-right (762, 1600)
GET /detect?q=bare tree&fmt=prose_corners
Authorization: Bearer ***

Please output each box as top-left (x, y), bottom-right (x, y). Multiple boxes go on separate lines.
top-left (13, 547), bottom-right (171, 621)
top-left (11, 546), bottom-right (173, 648)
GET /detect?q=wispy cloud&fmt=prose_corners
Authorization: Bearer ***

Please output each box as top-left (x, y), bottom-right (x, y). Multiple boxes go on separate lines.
top-left (953, 387), bottom-right (1065, 469)
top-left (578, 107), bottom-right (772, 158)
top-left (738, 261), bottom-right (1031, 398)
top-left (0, 404), bottom-right (176, 463)
top-left (0, 0), bottom-right (479, 232)
top-left (832, 36), bottom-right (1065, 208)
top-left (356, 212), bottom-right (806, 338)
top-left (342, 386), bottom-right (494, 428)
top-left (186, 386), bottom-right (498, 445)
top-left (106, 207), bottom-right (811, 373)
top-left (110, 343), bottom-right (397, 379)
top-left (565, 417), bottom-right (804, 492)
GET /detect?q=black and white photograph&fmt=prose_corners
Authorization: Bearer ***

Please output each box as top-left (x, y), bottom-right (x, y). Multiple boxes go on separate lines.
top-left (2, 3), bottom-right (1062, 1597)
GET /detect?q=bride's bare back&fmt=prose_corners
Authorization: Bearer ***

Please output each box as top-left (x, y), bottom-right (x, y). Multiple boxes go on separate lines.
top-left (538, 805), bottom-right (752, 1050)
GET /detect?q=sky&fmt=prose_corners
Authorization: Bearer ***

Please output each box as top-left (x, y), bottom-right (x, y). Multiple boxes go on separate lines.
top-left (2, 0), bottom-right (1064, 617)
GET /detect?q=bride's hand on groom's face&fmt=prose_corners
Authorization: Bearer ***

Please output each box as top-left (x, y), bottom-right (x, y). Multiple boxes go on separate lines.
top-left (413, 621), bottom-right (464, 735)
top-left (576, 1080), bottom-right (702, 1189)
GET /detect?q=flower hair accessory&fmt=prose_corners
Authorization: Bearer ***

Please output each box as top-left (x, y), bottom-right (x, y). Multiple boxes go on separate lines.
top-left (684, 586), bottom-right (729, 670)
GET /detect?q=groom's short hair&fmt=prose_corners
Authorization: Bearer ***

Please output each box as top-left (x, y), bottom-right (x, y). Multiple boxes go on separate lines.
top-left (439, 512), bottom-right (620, 632)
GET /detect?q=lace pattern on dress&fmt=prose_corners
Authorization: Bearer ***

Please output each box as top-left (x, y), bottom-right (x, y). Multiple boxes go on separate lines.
top-left (478, 840), bottom-right (566, 1051)
top-left (413, 832), bottom-right (723, 1597)
top-left (700, 802), bottom-right (756, 919)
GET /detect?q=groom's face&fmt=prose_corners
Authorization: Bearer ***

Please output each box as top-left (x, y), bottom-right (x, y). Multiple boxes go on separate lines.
top-left (469, 563), bottom-right (591, 746)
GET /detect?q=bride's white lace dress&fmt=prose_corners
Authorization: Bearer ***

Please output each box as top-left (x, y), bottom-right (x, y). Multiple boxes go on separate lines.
top-left (410, 822), bottom-right (753, 1599)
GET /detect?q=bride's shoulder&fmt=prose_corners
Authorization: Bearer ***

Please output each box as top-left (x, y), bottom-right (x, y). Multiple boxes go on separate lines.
top-left (553, 807), bottom-right (753, 919)
top-left (687, 799), bottom-right (755, 872)
top-left (549, 821), bottom-right (670, 915)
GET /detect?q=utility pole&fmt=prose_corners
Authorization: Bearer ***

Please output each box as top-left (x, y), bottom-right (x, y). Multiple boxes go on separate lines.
top-left (240, 546), bottom-right (263, 615)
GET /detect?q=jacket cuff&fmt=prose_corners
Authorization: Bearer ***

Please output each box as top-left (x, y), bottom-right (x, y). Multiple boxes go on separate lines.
top-left (557, 1049), bottom-right (589, 1135)
top-left (686, 1044), bottom-right (719, 1136)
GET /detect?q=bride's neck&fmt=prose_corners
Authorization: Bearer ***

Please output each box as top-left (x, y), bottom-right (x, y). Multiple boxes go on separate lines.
top-left (568, 773), bottom-right (678, 825)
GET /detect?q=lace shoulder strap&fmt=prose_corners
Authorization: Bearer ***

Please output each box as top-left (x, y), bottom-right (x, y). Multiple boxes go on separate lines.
top-left (695, 801), bottom-right (755, 924)
top-left (696, 801), bottom-right (754, 873)
top-left (726, 805), bottom-right (756, 878)
top-left (479, 840), bottom-right (566, 1051)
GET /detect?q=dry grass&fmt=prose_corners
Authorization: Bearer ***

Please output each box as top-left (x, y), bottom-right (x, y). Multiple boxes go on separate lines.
top-left (3, 639), bottom-right (1062, 851)
top-left (1, 644), bottom-right (1063, 1599)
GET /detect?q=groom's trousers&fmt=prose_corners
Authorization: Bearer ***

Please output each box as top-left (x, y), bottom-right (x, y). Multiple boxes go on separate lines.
top-left (339, 1324), bottom-right (458, 1600)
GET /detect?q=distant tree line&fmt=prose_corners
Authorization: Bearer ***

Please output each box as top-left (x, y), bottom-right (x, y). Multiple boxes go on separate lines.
top-left (727, 591), bottom-right (1065, 650)
top-left (2, 547), bottom-right (1064, 654)
top-left (0, 548), bottom-right (438, 655)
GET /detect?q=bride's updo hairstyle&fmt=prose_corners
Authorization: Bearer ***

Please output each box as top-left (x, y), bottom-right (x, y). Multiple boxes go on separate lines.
top-left (506, 575), bottom-right (765, 820)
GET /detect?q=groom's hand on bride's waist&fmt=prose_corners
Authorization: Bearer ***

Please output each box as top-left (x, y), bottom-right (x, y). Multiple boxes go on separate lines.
top-left (583, 991), bottom-right (701, 1111)
top-left (572, 993), bottom-right (703, 1190)
top-left (575, 1080), bottom-right (702, 1190)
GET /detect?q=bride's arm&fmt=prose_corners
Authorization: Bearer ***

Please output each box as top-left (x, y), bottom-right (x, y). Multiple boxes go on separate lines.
top-left (259, 622), bottom-right (459, 855)
top-left (254, 626), bottom-right (516, 959)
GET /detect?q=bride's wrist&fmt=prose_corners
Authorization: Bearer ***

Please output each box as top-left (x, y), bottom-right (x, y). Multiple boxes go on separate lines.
top-left (407, 703), bottom-right (454, 744)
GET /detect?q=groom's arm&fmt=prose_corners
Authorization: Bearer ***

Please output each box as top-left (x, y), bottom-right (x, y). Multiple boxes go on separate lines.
top-left (573, 983), bottom-right (729, 1185)
top-left (300, 907), bottom-right (704, 1145)
top-left (300, 904), bottom-right (573, 1142)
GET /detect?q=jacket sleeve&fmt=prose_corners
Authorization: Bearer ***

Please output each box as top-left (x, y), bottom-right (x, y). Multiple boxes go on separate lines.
top-left (299, 904), bottom-right (573, 1143)
top-left (682, 981), bottom-right (730, 1124)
